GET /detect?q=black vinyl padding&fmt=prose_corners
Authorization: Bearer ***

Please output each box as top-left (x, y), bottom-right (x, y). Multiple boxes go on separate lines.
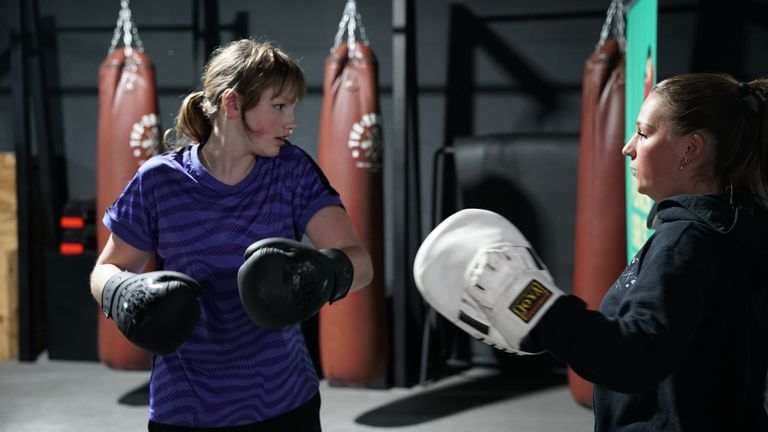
top-left (452, 135), bottom-right (579, 294)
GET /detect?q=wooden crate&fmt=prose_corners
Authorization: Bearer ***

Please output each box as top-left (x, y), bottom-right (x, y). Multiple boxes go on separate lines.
top-left (0, 247), bottom-right (18, 359)
top-left (0, 153), bottom-right (16, 243)
top-left (0, 153), bottom-right (18, 360)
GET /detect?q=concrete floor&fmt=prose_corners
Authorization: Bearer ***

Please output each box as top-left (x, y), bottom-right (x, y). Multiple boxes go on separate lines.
top-left (0, 353), bottom-right (594, 431)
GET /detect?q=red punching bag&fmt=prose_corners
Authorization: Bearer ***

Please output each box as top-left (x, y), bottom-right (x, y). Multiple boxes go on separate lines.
top-left (317, 1), bottom-right (388, 386)
top-left (96, 3), bottom-right (159, 370)
top-left (569, 3), bottom-right (628, 406)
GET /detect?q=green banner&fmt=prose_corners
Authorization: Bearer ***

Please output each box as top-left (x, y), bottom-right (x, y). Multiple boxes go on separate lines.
top-left (625, 0), bottom-right (658, 260)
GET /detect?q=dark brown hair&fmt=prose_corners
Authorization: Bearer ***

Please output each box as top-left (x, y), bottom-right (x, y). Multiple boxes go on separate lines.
top-left (652, 73), bottom-right (768, 207)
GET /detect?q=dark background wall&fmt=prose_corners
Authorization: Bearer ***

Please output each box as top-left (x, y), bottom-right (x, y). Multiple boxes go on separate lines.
top-left (3, 0), bottom-right (766, 229)
top-left (1, 0), bottom-right (767, 379)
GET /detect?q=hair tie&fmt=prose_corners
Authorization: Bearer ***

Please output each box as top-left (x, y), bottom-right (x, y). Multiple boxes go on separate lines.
top-left (739, 81), bottom-right (752, 96)
top-left (739, 81), bottom-right (759, 112)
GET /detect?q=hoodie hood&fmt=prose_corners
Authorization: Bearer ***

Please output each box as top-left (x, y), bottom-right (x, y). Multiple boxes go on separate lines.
top-left (655, 194), bottom-right (768, 253)
top-left (655, 194), bottom-right (735, 233)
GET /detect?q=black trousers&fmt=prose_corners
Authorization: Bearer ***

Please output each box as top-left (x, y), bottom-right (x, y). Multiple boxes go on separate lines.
top-left (148, 392), bottom-right (322, 431)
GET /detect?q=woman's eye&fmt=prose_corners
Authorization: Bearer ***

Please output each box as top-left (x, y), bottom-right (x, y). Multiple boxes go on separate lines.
top-left (636, 130), bottom-right (648, 139)
top-left (274, 104), bottom-right (285, 111)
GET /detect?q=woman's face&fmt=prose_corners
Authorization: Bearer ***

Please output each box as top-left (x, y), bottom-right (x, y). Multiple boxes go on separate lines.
top-left (622, 94), bottom-right (690, 202)
top-left (240, 86), bottom-right (298, 158)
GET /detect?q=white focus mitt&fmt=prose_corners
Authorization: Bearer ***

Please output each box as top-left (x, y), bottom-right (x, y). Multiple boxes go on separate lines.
top-left (413, 208), bottom-right (563, 354)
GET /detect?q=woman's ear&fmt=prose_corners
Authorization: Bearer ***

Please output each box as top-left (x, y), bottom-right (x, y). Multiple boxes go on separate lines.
top-left (221, 89), bottom-right (240, 119)
top-left (684, 132), bottom-right (707, 161)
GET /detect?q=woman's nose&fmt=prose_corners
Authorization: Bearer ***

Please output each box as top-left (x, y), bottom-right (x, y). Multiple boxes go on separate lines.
top-left (621, 138), bottom-right (635, 159)
top-left (285, 114), bottom-right (298, 131)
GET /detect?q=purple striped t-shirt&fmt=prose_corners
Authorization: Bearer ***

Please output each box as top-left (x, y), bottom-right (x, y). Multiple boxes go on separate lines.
top-left (103, 142), bottom-right (342, 427)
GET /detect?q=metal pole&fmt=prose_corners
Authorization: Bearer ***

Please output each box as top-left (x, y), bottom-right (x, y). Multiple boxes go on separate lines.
top-left (11, 0), bottom-right (34, 362)
top-left (202, 0), bottom-right (220, 59)
top-left (390, 0), bottom-right (422, 387)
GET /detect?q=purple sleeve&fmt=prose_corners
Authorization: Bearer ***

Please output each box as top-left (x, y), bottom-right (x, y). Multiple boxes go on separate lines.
top-left (293, 152), bottom-right (344, 234)
top-left (102, 168), bottom-right (156, 251)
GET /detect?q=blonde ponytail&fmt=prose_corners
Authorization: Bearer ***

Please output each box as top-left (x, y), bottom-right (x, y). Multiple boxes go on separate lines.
top-left (164, 91), bottom-right (212, 149)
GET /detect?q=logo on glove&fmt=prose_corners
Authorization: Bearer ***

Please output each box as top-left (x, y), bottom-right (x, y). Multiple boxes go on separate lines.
top-left (509, 280), bottom-right (552, 323)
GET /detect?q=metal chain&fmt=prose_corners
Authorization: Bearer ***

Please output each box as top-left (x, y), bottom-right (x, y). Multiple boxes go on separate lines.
top-left (108, 4), bottom-right (125, 52)
top-left (108, 0), bottom-right (145, 54)
top-left (332, 0), bottom-right (369, 54)
top-left (613, 0), bottom-right (626, 49)
top-left (597, 0), bottom-right (626, 49)
top-left (346, 1), bottom-right (357, 51)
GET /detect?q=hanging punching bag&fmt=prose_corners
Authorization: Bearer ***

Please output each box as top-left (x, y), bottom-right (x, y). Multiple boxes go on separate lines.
top-left (569, 37), bottom-right (626, 406)
top-left (96, 5), bottom-right (159, 370)
top-left (317, 5), bottom-right (388, 385)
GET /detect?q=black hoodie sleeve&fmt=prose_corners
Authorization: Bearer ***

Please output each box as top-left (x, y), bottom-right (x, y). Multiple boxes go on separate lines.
top-left (530, 221), bottom-right (718, 393)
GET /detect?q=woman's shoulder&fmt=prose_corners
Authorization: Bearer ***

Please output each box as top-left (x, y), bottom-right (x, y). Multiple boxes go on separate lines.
top-left (136, 146), bottom-right (191, 177)
top-left (277, 141), bottom-right (312, 161)
top-left (269, 142), bottom-right (319, 174)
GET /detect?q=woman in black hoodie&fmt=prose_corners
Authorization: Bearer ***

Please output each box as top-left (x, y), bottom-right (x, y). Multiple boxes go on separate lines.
top-left (541, 73), bottom-right (768, 431)
top-left (415, 73), bottom-right (768, 431)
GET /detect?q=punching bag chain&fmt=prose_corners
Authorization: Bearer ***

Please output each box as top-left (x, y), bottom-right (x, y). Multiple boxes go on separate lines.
top-left (332, 0), bottom-right (369, 57)
top-left (598, 0), bottom-right (626, 50)
top-left (108, 0), bottom-right (145, 55)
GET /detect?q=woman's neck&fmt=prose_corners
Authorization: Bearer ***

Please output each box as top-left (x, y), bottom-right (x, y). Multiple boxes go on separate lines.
top-left (688, 175), bottom-right (723, 197)
top-left (200, 131), bottom-right (256, 186)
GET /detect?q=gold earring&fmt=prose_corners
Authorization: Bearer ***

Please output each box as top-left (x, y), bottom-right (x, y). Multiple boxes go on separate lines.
top-left (679, 157), bottom-right (688, 171)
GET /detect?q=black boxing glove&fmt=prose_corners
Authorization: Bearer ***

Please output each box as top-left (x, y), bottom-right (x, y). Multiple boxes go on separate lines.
top-left (102, 271), bottom-right (202, 355)
top-left (237, 238), bottom-right (354, 329)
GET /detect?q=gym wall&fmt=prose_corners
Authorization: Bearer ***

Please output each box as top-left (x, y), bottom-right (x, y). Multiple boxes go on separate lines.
top-left (1, 0), bottom-right (767, 235)
top-left (1, 0), bottom-right (767, 377)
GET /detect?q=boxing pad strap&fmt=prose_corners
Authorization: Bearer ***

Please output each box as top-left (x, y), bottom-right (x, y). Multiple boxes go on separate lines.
top-left (467, 245), bottom-right (564, 351)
